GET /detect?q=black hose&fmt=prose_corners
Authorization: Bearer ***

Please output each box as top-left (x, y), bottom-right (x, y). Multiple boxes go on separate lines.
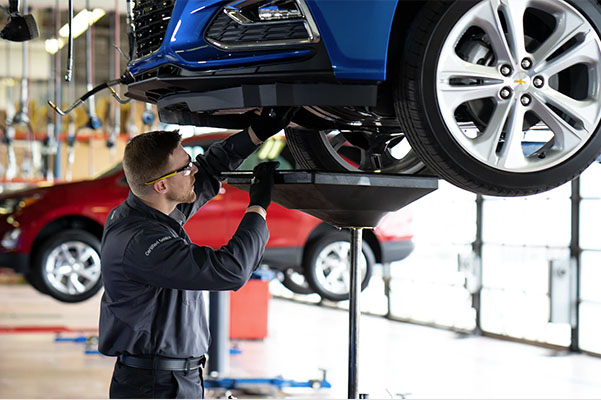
top-left (80, 79), bottom-right (120, 103)
top-left (64, 0), bottom-right (73, 81)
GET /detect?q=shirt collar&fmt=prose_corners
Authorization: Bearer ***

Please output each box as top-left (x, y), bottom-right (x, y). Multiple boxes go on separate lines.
top-left (126, 191), bottom-right (184, 227)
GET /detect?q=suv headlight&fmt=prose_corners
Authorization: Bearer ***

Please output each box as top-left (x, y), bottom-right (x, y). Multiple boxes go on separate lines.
top-left (0, 194), bottom-right (41, 215)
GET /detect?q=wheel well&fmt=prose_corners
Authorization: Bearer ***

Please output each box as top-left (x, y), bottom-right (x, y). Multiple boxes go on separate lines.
top-left (387, 1), bottom-right (425, 85)
top-left (304, 223), bottom-right (382, 263)
top-left (32, 216), bottom-right (104, 255)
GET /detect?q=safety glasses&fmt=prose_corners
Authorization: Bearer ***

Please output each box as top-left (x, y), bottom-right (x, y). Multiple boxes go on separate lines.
top-left (144, 155), bottom-right (194, 186)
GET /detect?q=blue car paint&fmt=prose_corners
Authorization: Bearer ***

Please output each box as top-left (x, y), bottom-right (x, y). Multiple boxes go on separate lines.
top-left (129, 0), bottom-right (400, 82)
top-left (305, 0), bottom-right (399, 81)
top-left (129, 0), bottom-right (314, 75)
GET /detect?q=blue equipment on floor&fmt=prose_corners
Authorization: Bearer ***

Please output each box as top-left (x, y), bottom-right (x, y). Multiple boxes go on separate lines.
top-left (204, 369), bottom-right (331, 390)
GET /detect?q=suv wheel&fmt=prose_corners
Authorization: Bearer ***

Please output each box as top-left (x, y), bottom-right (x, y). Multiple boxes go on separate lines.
top-left (279, 267), bottom-right (314, 295)
top-left (396, 0), bottom-right (601, 196)
top-left (31, 230), bottom-right (103, 303)
top-left (304, 232), bottom-right (374, 302)
top-left (285, 127), bottom-right (425, 174)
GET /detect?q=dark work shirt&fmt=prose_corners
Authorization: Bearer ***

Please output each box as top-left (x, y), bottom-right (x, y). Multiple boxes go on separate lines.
top-left (98, 131), bottom-right (268, 358)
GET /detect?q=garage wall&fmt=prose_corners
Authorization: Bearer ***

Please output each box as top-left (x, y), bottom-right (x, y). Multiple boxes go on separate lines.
top-left (578, 163), bottom-right (601, 355)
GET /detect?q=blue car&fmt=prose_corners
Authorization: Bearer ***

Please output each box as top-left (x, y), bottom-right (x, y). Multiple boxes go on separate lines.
top-left (126, 0), bottom-right (601, 196)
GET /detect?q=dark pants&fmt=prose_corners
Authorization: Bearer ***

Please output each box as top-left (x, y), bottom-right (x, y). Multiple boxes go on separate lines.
top-left (109, 360), bottom-right (205, 399)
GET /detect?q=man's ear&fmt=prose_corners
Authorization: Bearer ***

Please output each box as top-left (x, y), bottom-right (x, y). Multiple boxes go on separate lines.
top-left (153, 180), bottom-right (168, 194)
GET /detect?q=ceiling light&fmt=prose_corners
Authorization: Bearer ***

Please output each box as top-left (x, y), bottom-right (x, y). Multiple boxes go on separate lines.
top-left (44, 38), bottom-right (64, 55)
top-left (58, 8), bottom-right (106, 39)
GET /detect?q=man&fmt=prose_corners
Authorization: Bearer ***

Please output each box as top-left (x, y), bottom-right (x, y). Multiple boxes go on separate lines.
top-left (98, 108), bottom-right (295, 399)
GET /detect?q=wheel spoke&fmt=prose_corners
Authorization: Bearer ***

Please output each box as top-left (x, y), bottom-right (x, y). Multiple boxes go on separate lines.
top-left (538, 88), bottom-right (600, 134)
top-left (55, 264), bottom-right (72, 275)
top-left (438, 53), bottom-right (503, 83)
top-left (538, 31), bottom-right (601, 77)
top-left (498, 0), bottom-right (528, 62)
top-left (78, 248), bottom-right (96, 264)
top-left (340, 268), bottom-right (350, 291)
top-left (70, 273), bottom-right (86, 293)
top-left (471, 100), bottom-right (514, 164)
top-left (328, 132), bottom-right (347, 151)
top-left (474, 0), bottom-right (515, 64)
top-left (358, 148), bottom-right (380, 171)
top-left (60, 244), bottom-right (77, 264)
top-left (532, 14), bottom-right (589, 70)
top-left (439, 78), bottom-right (505, 112)
top-left (76, 268), bottom-right (98, 282)
top-left (496, 103), bottom-right (527, 169)
top-left (530, 97), bottom-right (584, 152)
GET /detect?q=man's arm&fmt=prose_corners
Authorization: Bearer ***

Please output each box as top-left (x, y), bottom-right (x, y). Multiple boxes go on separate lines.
top-left (122, 213), bottom-right (269, 291)
top-left (178, 130), bottom-right (258, 220)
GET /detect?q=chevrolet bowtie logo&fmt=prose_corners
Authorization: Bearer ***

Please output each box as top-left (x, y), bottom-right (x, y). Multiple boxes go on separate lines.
top-left (515, 79), bottom-right (527, 84)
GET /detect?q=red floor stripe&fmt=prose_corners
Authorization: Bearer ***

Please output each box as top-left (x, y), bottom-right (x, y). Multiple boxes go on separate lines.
top-left (0, 326), bottom-right (97, 334)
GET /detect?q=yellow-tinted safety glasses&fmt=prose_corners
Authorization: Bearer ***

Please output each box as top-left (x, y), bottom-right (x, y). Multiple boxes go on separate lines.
top-left (144, 155), bottom-right (194, 186)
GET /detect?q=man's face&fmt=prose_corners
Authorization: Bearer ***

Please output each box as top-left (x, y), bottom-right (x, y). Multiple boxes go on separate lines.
top-left (164, 145), bottom-right (198, 204)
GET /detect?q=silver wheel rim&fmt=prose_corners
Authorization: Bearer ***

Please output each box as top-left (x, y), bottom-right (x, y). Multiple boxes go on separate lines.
top-left (318, 130), bottom-right (424, 174)
top-left (44, 241), bottom-right (101, 296)
top-left (436, 0), bottom-right (601, 173)
top-left (284, 268), bottom-right (311, 290)
top-left (314, 241), bottom-right (367, 296)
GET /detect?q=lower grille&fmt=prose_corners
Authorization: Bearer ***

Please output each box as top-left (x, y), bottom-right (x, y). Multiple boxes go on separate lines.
top-left (205, 11), bottom-right (309, 48)
top-left (133, 0), bottom-right (175, 59)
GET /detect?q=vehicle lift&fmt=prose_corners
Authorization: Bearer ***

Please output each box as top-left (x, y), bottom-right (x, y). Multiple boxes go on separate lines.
top-left (213, 170), bottom-right (438, 398)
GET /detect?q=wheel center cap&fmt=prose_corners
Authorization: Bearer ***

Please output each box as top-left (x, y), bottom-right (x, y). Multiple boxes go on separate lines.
top-left (513, 73), bottom-right (531, 92)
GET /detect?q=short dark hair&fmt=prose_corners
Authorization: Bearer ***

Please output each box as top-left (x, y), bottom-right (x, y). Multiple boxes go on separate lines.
top-left (123, 130), bottom-right (182, 195)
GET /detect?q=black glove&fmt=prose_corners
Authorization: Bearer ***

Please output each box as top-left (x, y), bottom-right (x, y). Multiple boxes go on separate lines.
top-left (249, 107), bottom-right (298, 141)
top-left (249, 161), bottom-right (280, 210)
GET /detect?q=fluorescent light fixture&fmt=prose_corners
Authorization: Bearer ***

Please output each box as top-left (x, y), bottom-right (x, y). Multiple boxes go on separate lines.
top-left (44, 38), bottom-right (64, 54)
top-left (58, 8), bottom-right (106, 39)
top-left (45, 8), bottom-right (106, 54)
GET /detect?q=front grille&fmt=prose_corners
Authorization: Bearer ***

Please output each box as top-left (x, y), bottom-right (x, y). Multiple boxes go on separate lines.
top-left (205, 11), bottom-right (308, 47)
top-left (133, 0), bottom-right (175, 59)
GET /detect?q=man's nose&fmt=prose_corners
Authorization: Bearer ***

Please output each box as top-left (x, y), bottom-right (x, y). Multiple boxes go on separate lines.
top-left (191, 162), bottom-right (199, 175)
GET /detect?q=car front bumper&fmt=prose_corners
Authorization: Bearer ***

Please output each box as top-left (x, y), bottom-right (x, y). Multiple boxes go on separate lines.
top-left (380, 240), bottom-right (414, 264)
top-left (0, 251), bottom-right (29, 273)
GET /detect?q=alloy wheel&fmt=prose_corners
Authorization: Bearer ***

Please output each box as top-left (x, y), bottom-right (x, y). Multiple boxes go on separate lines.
top-left (436, 0), bottom-right (601, 173)
top-left (314, 241), bottom-right (367, 296)
top-left (44, 241), bottom-right (101, 296)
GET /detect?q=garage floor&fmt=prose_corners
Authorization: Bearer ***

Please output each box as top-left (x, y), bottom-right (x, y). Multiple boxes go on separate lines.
top-left (1, 281), bottom-right (601, 399)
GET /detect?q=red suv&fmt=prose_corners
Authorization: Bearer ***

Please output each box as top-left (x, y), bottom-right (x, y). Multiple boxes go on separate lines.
top-left (0, 133), bottom-right (414, 303)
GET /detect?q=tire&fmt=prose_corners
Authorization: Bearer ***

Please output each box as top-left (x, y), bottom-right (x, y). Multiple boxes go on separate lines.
top-left (31, 230), bottom-right (103, 303)
top-left (395, 0), bottom-right (601, 196)
top-left (24, 272), bottom-right (49, 294)
top-left (279, 267), bottom-right (315, 295)
top-left (285, 127), bottom-right (425, 174)
top-left (303, 232), bottom-right (374, 302)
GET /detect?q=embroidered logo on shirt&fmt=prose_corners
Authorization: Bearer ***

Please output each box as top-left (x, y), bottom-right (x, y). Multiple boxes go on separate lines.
top-left (145, 236), bottom-right (171, 256)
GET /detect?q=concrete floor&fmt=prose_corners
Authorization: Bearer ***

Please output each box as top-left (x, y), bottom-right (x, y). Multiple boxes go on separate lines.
top-left (1, 282), bottom-right (601, 399)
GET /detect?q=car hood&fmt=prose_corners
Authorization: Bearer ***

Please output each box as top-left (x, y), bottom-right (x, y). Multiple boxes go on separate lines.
top-left (0, 177), bottom-right (118, 201)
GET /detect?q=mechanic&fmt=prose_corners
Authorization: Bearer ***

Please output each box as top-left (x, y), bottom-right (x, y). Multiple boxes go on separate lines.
top-left (98, 108), bottom-right (295, 399)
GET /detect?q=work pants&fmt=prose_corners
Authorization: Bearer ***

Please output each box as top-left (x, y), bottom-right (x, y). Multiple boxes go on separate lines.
top-left (109, 359), bottom-right (205, 399)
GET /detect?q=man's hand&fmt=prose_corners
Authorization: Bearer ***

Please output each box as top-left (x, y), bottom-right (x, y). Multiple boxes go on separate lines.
top-left (249, 161), bottom-right (280, 211)
top-left (249, 107), bottom-right (298, 142)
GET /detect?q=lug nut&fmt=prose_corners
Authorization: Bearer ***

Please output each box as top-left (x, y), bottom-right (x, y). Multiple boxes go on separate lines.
top-left (500, 87), bottom-right (513, 99)
top-left (500, 65), bottom-right (512, 76)
top-left (521, 58), bottom-right (532, 70)
top-left (533, 76), bottom-right (544, 88)
top-left (521, 94), bottom-right (532, 106)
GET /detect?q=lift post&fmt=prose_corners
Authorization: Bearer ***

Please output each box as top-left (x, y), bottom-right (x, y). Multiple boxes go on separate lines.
top-left (225, 170), bottom-right (438, 398)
